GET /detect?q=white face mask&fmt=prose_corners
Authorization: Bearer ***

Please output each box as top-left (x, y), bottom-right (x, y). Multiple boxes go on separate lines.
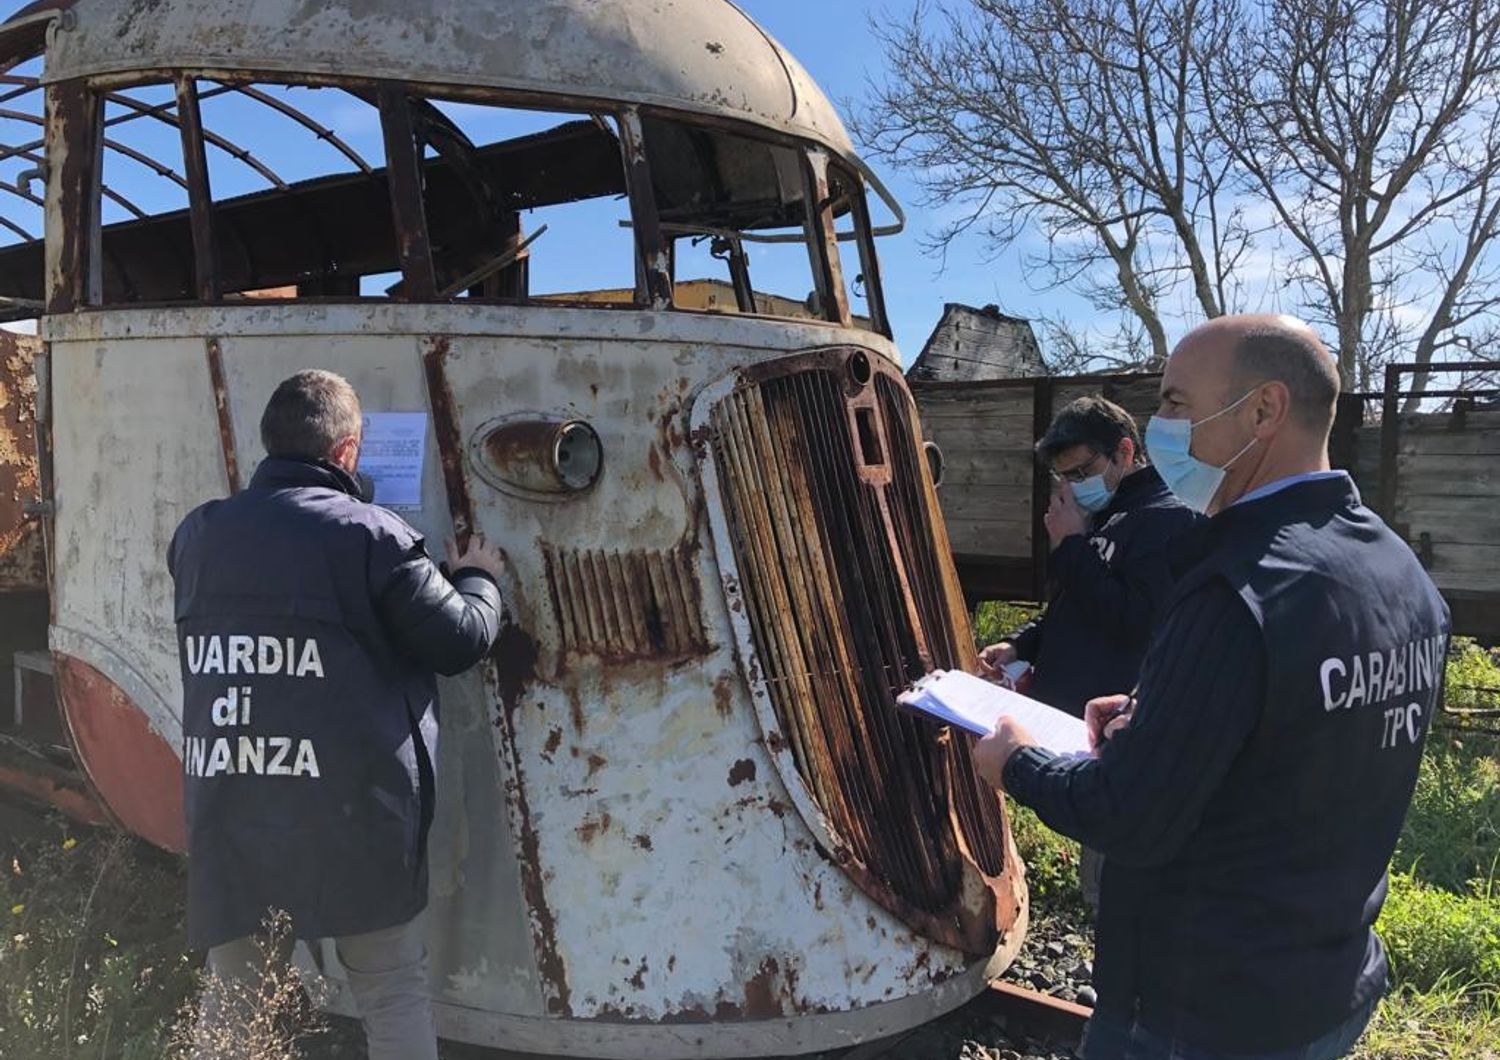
top-left (1145, 389), bottom-right (1260, 513)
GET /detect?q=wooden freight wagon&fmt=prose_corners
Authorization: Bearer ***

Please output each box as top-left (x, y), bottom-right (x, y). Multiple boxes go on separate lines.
top-left (913, 364), bottom-right (1500, 640)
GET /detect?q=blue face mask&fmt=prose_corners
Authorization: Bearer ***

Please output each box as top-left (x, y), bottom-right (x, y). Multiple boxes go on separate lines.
top-left (1071, 472), bottom-right (1115, 515)
top-left (1145, 389), bottom-right (1260, 514)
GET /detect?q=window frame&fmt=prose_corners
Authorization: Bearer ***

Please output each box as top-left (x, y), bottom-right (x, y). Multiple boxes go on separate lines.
top-left (46, 71), bottom-right (889, 333)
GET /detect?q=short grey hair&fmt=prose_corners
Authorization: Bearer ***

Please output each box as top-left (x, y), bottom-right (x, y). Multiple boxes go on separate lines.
top-left (260, 370), bottom-right (361, 461)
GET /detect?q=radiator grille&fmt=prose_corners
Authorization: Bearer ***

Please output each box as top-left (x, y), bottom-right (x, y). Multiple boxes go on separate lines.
top-left (544, 546), bottom-right (708, 659)
top-left (707, 353), bottom-right (1011, 953)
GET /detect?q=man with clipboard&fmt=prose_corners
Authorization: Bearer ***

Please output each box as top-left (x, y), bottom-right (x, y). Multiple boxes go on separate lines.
top-left (971, 317), bottom-right (1449, 1060)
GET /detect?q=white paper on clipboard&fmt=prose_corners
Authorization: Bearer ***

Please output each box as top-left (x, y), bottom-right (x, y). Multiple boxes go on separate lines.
top-left (898, 669), bottom-right (1091, 756)
top-left (361, 412), bottom-right (428, 509)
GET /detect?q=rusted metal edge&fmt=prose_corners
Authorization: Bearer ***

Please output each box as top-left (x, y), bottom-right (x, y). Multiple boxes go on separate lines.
top-left (843, 162), bottom-right (892, 340)
top-left (419, 336), bottom-right (474, 542)
top-left (617, 108), bottom-right (673, 309)
top-left (31, 344), bottom-right (55, 606)
top-left (44, 79), bottom-right (99, 314)
top-left (0, 748), bottom-right (110, 828)
top-left (377, 83), bottom-right (437, 300)
top-left (204, 337), bottom-right (240, 492)
top-left (175, 76), bottom-right (219, 303)
top-left (802, 148), bottom-right (851, 327)
top-left (972, 981), bottom-right (1091, 1046)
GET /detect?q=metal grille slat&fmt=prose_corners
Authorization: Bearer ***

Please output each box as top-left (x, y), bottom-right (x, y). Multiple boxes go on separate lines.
top-left (707, 358), bottom-right (1011, 950)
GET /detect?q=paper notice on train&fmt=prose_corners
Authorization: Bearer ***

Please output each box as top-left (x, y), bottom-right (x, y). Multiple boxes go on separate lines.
top-left (361, 412), bottom-right (428, 509)
top-left (898, 670), bottom-right (1091, 756)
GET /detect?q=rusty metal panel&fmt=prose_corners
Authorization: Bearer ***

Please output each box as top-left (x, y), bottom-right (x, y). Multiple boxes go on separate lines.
top-left (0, 330), bottom-right (44, 593)
top-left (53, 650), bottom-right (185, 851)
top-left (44, 303), bottom-right (1020, 1057)
top-left (697, 349), bottom-right (1019, 956)
top-left (38, 0), bottom-right (858, 160)
top-left (544, 545), bottom-right (709, 660)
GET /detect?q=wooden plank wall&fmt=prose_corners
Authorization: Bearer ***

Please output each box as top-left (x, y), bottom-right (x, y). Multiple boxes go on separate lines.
top-left (918, 385), bottom-right (1035, 561)
top-left (1355, 409), bottom-right (1500, 595)
top-left (916, 376), bottom-right (1163, 565)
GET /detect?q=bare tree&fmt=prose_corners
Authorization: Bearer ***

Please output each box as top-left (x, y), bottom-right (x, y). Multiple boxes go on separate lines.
top-left (857, 0), bottom-right (1255, 369)
top-left (1208, 0), bottom-right (1500, 400)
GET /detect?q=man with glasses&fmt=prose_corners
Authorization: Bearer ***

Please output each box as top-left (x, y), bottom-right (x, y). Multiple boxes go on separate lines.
top-left (978, 396), bottom-right (1199, 913)
top-left (979, 396), bottom-right (1199, 719)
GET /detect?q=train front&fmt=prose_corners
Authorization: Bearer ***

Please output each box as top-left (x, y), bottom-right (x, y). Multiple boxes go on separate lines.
top-left (0, 0), bottom-right (1027, 1054)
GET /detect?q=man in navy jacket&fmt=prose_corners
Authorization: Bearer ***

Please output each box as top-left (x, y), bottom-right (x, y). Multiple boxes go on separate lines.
top-left (980, 397), bottom-right (1199, 910)
top-left (980, 397), bottom-right (1200, 718)
top-left (975, 316), bottom-right (1449, 1059)
top-left (171, 370), bottom-right (506, 1060)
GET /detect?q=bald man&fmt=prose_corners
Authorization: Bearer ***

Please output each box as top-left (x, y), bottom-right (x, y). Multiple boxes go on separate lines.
top-left (973, 316), bottom-right (1450, 1059)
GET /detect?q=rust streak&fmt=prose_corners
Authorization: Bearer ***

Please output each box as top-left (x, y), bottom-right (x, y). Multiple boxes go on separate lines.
top-left (204, 338), bottom-right (241, 493)
top-left (742, 958), bottom-right (785, 1019)
top-left (420, 337), bottom-right (475, 542)
top-left (487, 653), bottom-right (569, 1016)
top-left (575, 811), bottom-right (612, 844)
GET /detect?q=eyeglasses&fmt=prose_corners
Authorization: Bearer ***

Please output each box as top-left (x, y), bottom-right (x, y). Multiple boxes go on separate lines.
top-left (1050, 449), bottom-right (1112, 485)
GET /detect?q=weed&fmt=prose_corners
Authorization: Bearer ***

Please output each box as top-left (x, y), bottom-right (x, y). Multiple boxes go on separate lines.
top-left (1006, 802), bottom-right (1086, 916)
top-left (171, 911), bottom-right (328, 1060)
top-left (0, 819), bottom-right (194, 1059)
top-left (972, 600), bottom-right (1042, 650)
top-left (1354, 978), bottom-right (1500, 1059)
top-left (1377, 871), bottom-right (1500, 997)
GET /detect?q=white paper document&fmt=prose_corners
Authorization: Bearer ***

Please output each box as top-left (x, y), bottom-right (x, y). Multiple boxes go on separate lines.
top-left (361, 412), bottom-right (428, 509)
top-left (898, 669), bottom-right (1091, 756)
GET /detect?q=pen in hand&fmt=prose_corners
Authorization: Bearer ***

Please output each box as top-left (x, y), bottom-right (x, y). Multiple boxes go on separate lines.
top-left (1085, 691), bottom-right (1138, 755)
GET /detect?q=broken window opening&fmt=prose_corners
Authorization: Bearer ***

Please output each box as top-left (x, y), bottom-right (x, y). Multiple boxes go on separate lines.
top-left (829, 162), bottom-right (889, 338)
top-left (0, 61), bottom-right (47, 316)
top-left (12, 71), bottom-right (888, 325)
top-left (639, 116), bottom-right (881, 330)
top-left (50, 75), bottom-right (399, 309)
top-left (375, 92), bottom-right (636, 305)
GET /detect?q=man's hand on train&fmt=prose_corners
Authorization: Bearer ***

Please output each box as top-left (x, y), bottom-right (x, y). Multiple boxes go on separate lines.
top-left (446, 533), bottom-right (508, 583)
top-left (1044, 483), bottom-right (1087, 549)
top-left (1085, 694), bottom-right (1136, 755)
top-left (973, 717), bottom-right (1036, 789)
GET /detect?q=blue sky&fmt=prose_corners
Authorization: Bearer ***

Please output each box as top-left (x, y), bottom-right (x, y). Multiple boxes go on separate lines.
top-left (0, 1), bottom-right (1074, 360)
top-left (740, 1), bottom-right (1046, 357)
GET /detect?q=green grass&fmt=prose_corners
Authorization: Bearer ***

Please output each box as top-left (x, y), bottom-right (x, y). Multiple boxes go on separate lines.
top-left (1377, 869), bottom-right (1500, 996)
top-left (1354, 979), bottom-right (1500, 1060)
top-left (972, 600), bottom-right (1041, 649)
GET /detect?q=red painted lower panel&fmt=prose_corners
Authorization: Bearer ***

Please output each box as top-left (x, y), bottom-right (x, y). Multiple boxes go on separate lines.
top-left (53, 653), bottom-right (185, 853)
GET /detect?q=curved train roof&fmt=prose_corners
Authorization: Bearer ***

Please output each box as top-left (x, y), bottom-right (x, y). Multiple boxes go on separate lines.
top-left (7, 0), bottom-right (857, 157)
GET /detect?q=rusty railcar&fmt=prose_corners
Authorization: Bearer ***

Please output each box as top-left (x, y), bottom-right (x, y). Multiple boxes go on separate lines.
top-left (0, 1), bottom-right (1027, 1055)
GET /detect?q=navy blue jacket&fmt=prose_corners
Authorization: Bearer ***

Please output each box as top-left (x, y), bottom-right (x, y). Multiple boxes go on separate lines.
top-left (1004, 475), bottom-right (1450, 1052)
top-left (169, 457), bottom-right (503, 949)
top-left (1011, 464), bottom-right (1201, 716)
